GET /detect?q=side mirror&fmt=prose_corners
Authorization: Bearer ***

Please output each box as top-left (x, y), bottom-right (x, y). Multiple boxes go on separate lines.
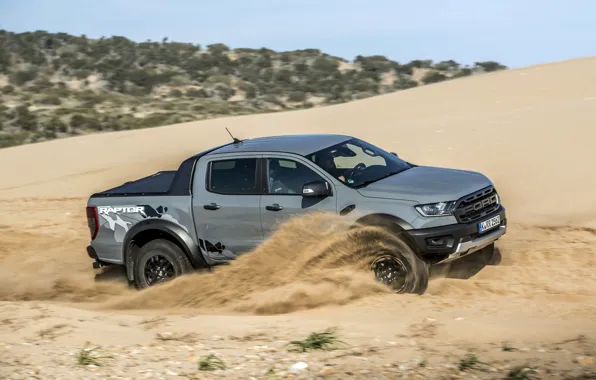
top-left (302, 180), bottom-right (332, 198)
top-left (390, 152), bottom-right (399, 157)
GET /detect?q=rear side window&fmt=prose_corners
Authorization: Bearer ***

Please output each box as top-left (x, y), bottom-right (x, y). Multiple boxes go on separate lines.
top-left (208, 158), bottom-right (259, 194)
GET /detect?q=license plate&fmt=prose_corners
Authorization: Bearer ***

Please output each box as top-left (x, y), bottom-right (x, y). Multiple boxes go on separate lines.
top-left (478, 215), bottom-right (500, 233)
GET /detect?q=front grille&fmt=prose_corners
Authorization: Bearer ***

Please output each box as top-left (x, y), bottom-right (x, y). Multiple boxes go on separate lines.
top-left (454, 186), bottom-right (500, 223)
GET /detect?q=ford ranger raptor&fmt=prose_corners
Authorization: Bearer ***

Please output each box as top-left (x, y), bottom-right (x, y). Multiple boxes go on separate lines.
top-left (86, 134), bottom-right (506, 294)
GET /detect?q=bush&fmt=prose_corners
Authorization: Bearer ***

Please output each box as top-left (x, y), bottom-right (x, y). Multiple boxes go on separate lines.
top-left (186, 88), bottom-right (209, 98)
top-left (453, 68), bottom-right (473, 78)
top-left (37, 95), bottom-right (62, 105)
top-left (0, 132), bottom-right (29, 148)
top-left (421, 71), bottom-right (448, 84)
top-left (433, 60), bottom-right (460, 72)
top-left (214, 84), bottom-right (235, 100)
top-left (394, 76), bottom-right (418, 90)
top-left (169, 89), bottom-right (183, 98)
top-left (288, 91), bottom-right (307, 102)
top-left (1, 85), bottom-right (15, 95)
top-left (474, 61), bottom-right (507, 72)
top-left (70, 114), bottom-right (87, 128)
top-left (15, 105), bottom-right (38, 132)
top-left (46, 116), bottom-right (68, 133)
top-left (10, 70), bottom-right (37, 85)
top-left (239, 82), bottom-right (257, 99)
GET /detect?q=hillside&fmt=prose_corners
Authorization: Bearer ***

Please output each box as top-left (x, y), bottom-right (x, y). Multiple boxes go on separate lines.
top-left (0, 30), bottom-right (506, 148)
top-left (0, 55), bottom-right (596, 380)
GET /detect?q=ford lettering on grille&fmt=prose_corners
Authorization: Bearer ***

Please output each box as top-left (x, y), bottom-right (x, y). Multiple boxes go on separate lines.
top-left (455, 187), bottom-right (501, 223)
top-left (463, 194), bottom-right (498, 213)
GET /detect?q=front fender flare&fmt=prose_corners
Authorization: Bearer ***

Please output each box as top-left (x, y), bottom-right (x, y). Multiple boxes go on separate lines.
top-left (354, 213), bottom-right (414, 231)
top-left (353, 213), bottom-right (424, 258)
top-left (122, 218), bottom-right (208, 281)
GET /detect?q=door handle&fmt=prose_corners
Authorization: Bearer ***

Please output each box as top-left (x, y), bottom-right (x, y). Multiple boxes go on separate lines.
top-left (266, 203), bottom-right (283, 211)
top-left (203, 203), bottom-right (220, 210)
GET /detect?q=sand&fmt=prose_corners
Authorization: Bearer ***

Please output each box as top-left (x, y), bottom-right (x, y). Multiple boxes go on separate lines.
top-left (1, 56), bottom-right (596, 379)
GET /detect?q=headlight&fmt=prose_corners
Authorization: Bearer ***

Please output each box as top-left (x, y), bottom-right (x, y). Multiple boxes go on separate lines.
top-left (415, 201), bottom-right (456, 217)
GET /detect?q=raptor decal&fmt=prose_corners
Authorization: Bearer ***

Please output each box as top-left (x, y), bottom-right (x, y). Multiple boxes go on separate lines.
top-left (99, 213), bottom-right (132, 243)
top-left (199, 238), bottom-right (237, 260)
top-left (98, 206), bottom-right (145, 215)
top-left (138, 205), bottom-right (189, 233)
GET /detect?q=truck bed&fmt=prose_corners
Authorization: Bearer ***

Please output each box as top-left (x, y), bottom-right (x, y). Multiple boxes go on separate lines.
top-left (94, 170), bottom-right (177, 197)
top-left (90, 155), bottom-right (198, 198)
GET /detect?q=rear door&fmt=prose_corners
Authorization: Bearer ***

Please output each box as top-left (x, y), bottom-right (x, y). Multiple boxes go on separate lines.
top-left (192, 152), bottom-right (264, 263)
top-left (260, 153), bottom-right (338, 238)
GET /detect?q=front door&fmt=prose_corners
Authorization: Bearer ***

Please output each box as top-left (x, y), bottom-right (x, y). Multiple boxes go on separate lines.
top-left (192, 154), bottom-right (264, 263)
top-left (260, 155), bottom-right (337, 238)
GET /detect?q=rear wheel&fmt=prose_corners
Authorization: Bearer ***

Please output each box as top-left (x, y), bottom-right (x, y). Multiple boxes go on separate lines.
top-left (369, 236), bottom-right (429, 295)
top-left (133, 239), bottom-right (193, 289)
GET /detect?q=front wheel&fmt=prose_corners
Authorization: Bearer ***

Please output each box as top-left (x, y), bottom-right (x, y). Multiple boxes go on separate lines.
top-left (133, 239), bottom-right (193, 289)
top-left (369, 237), bottom-right (429, 295)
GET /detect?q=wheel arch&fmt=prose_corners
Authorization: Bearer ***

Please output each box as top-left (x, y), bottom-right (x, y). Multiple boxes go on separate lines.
top-left (122, 219), bottom-right (208, 282)
top-left (353, 213), bottom-right (421, 257)
top-left (354, 213), bottom-right (413, 231)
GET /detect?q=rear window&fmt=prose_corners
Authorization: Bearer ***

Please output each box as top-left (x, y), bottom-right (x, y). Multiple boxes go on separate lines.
top-left (208, 158), bottom-right (259, 194)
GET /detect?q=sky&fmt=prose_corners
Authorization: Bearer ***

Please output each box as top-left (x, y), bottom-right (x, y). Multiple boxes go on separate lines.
top-left (1, 0), bottom-right (595, 68)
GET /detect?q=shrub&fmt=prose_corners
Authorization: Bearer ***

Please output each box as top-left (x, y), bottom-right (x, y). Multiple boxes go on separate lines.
top-left (0, 132), bottom-right (29, 148)
top-left (287, 91), bottom-right (307, 102)
top-left (474, 61), bottom-right (507, 72)
top-left (433, 60), bottom-right (460, 72)
top-left (70, 114), bottom-right (87, 128)
top-left (453, 68), bottom-right (473, 78)
top-left (214, 84), bottom-right (235, 100)
top-left (169, 89), bottom-right (183, 98)
top-left (10, 70), bottom-right (37, 85)
top-left (15, 105), bottom-right (38, 132)
top-left (394, 76), bottom-right (418, 90)
top-left (46, 116), bottom-right (68, 133)
top-left (1, 85), bottom-right (15, 95)
top-left (421, 71), bottom-right (448, 84)
top-left (37, 95), bottom-right (62, 105)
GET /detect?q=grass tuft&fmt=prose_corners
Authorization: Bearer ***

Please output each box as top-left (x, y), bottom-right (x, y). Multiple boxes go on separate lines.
top-left (287, 327), bottom-right (347, 352)
top-left (77, 341), bottom-right (111, 366)
top-left (505, 365), bottom-right (537, 379)
top-left (458, 352), bottom-right (488, 371)
top-left (502, 342), bottom-right (517, 352)
top-left (198, 353), bottom-right (226, 371)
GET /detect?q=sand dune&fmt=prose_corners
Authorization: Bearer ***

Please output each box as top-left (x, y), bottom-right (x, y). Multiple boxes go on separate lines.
top-left (1, 57), bottom-right (596, 379)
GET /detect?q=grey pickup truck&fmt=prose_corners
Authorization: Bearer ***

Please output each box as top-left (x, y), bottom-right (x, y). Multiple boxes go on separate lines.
top-left (86, 133), bottom-right (506, 294)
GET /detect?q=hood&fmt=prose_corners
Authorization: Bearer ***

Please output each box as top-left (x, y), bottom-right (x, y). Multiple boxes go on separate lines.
top-left (356, 166), bottom-right (492, 204)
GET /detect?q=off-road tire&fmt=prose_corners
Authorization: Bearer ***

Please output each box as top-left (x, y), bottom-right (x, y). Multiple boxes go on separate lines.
top-left (486, 243), bottom-right (502, 265)
top-left (370, 235), bottom-right (429, 295)
top-left (133, 239), bottom-right (193, 289)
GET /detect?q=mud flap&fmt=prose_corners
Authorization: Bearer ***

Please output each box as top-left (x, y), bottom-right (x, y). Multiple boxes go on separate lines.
top-left (125, 243), bottom-right (137, 282)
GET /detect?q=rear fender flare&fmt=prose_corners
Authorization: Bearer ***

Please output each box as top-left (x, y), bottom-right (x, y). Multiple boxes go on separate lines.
top-left (122, 218), bottom-right (208, 281)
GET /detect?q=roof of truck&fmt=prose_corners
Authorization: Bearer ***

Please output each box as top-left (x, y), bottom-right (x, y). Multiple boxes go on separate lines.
top-left (207, 133), bottom-right (353, 156)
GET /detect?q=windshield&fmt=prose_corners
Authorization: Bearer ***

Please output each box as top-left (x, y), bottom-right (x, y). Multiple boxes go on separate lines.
top-left (305, 138), bottom-right (411, 188)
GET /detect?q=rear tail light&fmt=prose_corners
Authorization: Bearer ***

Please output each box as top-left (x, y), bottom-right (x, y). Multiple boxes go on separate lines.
top-left (86, 206), bottom-right (99, 240)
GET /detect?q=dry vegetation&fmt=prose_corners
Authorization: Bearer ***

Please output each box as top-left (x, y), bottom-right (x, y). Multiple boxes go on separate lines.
top-left (0, 29), bottom-right (506, 148)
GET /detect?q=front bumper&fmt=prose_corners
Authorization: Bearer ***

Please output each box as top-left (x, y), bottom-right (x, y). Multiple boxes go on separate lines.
top-left (406, 205), bottom-right (507, 264)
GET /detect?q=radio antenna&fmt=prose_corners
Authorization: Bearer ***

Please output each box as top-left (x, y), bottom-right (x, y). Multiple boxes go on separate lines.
top-left (225, 127), bottom-right (242, 144)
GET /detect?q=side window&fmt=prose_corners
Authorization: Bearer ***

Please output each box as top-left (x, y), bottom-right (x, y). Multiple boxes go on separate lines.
top-left (208, 158), bottom-right (259, 194)
top-left (267, 158), bottom-right (323, 195)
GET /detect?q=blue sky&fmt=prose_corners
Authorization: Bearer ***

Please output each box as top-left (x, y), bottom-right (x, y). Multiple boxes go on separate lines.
top-left (1, 0), bottom-right (595, 68)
